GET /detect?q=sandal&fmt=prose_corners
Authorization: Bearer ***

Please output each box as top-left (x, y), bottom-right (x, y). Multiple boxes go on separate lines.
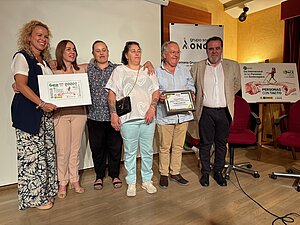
top-left (37, 201), bottom-right (53, 210)
top-left (112, 177), bottom-right (122, 189)
top-left (70, 182), bottom-right (85, 194)
top-left (57, 185), bottom-right (67, 199)
top-left (94, 179), bottom-right (103, 190)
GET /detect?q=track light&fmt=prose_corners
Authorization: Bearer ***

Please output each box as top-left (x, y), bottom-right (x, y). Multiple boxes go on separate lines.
top-left (238, 7), bottom-right (249, 22)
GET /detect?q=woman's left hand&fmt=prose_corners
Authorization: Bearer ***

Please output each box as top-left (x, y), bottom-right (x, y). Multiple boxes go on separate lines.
top-left (12, 82), bottom-right (20, 93)
top-left (42, 102), bottom-right (57, 112)
top-left (49, 60), bottom-right (57, 70)
top-left (145, 107), bottom-right (156, 124)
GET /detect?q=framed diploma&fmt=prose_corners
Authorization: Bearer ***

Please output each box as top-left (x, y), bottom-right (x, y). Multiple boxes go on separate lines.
top-left (164, 90), bottom-right (195, 115)
top-left (38, 73), bottom-right (92, 108)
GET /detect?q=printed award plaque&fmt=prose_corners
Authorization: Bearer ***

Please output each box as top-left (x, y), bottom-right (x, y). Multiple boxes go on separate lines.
top-left (164, 90), bottom-right (195, 115)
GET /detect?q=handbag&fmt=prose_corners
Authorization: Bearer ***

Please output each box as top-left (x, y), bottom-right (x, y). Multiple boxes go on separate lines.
top-left (116, 96), bottom-right (131, 116)
top-left (115, 68), bottom-right (139, 116)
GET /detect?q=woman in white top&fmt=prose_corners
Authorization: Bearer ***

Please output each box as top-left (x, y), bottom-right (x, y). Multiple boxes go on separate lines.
top-left (106, 41), bottom-right (160, 197)
top-left (11, 20), bottom-right (58, 210)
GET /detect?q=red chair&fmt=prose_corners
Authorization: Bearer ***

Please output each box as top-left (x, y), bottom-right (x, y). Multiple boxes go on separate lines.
top-left (270, 99), bottom-right (300, 192)
top-left (224, 95), bottom-right (261, 179)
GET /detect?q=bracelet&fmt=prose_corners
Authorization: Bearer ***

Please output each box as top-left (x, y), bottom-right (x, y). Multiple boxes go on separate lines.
top-left (36, 101), bottom-right (46, 109)
top-left (40, 102), bottom-right (46, 109)
top-left (36, 101), bottom-right (44, 109)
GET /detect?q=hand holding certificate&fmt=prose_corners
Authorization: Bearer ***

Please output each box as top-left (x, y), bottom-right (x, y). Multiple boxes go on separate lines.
top-left (164, 90), bottom-right (195, 115)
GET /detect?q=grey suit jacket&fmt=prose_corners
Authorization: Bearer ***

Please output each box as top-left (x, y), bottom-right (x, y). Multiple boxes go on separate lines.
top-left (190, 58), bottom-right (241, 123)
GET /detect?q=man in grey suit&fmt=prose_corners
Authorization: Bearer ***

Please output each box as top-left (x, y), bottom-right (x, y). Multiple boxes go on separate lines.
top-left (190, 36), bottom-right (241, 187)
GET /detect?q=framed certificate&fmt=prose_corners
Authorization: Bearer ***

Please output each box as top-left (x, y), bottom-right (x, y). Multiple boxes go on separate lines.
top-left (38, 73), bottom-right (92, 108)
top-left (164, 90), bottom-right (195, 115)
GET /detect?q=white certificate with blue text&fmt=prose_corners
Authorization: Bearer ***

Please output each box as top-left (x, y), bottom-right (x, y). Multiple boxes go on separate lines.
top-left (38, 73), bottom-right (92, 107)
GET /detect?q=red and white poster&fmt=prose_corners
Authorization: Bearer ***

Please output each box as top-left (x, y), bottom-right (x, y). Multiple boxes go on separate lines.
top-left (241, 63), bottom-right (300, 103)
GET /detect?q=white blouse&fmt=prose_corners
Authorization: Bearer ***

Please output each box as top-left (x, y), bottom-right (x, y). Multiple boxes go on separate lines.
top-left (106, 64), bottom-right (159, 124)
top-left (11, 53), bottom-right (53, 77)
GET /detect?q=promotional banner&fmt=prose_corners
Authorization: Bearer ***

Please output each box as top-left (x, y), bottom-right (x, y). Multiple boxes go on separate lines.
top-left (241, 63), bottom-right (300, 103)
top-left (170, 23), bottom-right (223, 68)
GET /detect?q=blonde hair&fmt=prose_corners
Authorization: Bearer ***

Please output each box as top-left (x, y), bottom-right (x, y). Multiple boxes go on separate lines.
top-left (17, 20), bottom-right (52, 61)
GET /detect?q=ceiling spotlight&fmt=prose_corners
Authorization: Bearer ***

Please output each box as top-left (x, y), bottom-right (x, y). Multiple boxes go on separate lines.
top-left (238, 7), bottom-right (249, 22)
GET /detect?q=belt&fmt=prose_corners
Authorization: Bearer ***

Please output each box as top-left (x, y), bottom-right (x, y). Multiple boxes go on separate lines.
top-left (203, 106), bottom-right (227, 110)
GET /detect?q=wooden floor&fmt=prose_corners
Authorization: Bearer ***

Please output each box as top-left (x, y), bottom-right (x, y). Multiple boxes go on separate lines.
top-left (1, 146), bottom-right (300, 225)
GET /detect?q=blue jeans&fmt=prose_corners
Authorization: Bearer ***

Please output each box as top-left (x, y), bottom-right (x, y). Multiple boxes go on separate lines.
top-left (120, 119), bottom-right (155, 184)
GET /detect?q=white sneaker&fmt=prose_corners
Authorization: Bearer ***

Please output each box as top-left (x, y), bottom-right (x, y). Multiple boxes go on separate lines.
top-left (126, 184), bottom-right (136, 197)
top-left (141, 181), bottom-right (157, 194)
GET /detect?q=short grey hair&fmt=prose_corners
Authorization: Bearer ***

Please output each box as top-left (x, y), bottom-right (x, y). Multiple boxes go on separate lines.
top-left (161, 41), bottom-right (179, 61)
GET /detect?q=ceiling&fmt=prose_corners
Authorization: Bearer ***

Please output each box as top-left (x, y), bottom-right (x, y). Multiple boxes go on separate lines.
top-left (218, 0), bottom-right (285, 18)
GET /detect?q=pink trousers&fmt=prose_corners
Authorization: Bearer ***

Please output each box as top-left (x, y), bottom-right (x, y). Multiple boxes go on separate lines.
top-left (54, 106), bottom-right (87, 186)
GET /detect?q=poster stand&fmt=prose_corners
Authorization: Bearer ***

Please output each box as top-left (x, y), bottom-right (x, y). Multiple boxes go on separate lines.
top-left (258, 103), bottom-right (273, 147)
top-left (257, 103), bottom-right (285, 148)
top-left (240, 63), bottom-right (299, 156)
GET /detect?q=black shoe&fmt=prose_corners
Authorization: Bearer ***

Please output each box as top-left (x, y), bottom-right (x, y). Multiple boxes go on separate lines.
top-left (213, 171), bottom-right (227, 186)
top-left (170, 174), bottom-right (189, 186)
top-left (159, 175), bottom-right (168, 188)
top-left (200, 174), bottom-right (209, 187)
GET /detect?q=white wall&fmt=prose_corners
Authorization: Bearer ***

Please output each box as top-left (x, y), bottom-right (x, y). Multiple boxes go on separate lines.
top-left (0, 0), bottom-right (161, 186)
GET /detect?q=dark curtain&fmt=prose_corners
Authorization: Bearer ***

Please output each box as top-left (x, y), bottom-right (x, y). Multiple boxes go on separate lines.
top-left (283, 16), bottom-right (300, 85)
top-left (283, 16), bottom-right (300, 113)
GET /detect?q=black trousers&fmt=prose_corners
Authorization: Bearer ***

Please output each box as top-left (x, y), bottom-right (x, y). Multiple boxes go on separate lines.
top-left (87, 119), bottom-right (123, 180)
top-left (199, 107), bottom-right (231, 175)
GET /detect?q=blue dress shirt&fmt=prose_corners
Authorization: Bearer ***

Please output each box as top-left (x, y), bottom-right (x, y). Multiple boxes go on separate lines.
top-left (156, 63), bottom-right (195, 125)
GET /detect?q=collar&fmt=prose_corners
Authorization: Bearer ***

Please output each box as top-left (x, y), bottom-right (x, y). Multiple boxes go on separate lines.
top-left (91, 60), bottom-right (114, 69)
top-left (205, 58), bottom-right (223, 66)
top-left (160, 62), bottom-right (178, 74)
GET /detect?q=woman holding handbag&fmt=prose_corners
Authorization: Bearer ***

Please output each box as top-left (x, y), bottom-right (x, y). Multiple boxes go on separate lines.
top-left (106, 41), bottom-right (160, 197)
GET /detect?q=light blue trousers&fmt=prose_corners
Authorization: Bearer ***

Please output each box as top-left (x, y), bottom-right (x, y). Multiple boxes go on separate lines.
top-left (120, 119), bottom-right (155, 184)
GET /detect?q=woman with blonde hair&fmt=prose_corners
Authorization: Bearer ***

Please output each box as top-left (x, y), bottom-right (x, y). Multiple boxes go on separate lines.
top-left (11, 20), bottom-right (58, 210)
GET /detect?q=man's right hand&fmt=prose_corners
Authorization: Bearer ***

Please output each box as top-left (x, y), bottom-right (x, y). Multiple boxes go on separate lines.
top-left (159, 91), bottom-right (166, 102)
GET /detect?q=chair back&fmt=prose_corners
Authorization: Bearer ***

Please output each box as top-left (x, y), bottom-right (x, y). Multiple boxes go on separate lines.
top-left (231, 95), bottom-right (251, 130)
top-left (288, 100), bottom-right (300, 132)
top-left (228, 95), bottom-right (257, 145)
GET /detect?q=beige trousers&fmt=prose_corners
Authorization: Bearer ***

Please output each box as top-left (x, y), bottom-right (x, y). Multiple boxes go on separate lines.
top-left (157, 123), bottom-right (188, 176)
top-left (54, 106), bottom-right (87, 185)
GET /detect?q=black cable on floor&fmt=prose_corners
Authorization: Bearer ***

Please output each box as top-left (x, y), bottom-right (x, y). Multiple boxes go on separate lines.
top-left (232, 170), bottom-right (300, 225)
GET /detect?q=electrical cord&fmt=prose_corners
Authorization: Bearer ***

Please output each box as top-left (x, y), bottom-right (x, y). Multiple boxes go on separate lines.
top-left (231, 169), bottom-right (300, 225)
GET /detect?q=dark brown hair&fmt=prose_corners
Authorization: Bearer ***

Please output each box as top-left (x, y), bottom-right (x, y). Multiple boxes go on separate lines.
top-left (91, 40), bottom-right (108, 52)
top-left (55, 40), bottom-right (80, 71)
top-left (121, 41), bottom-right (141, 65)
top-left (205, 36), bottom-right (223, 48)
